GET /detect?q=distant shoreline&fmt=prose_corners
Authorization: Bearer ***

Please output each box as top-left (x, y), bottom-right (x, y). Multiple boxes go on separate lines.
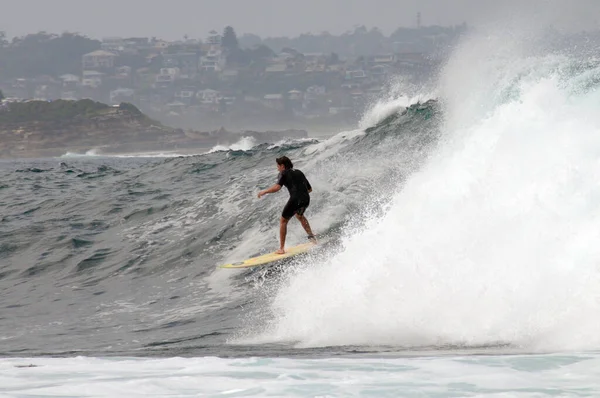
top-left (0, 99), bottom-right (345, 159)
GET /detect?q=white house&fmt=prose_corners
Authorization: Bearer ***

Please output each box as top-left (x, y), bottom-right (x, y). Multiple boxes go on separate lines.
top-left (101, 37), bottom-right (125, 53)
top-left (82, 50), bottom-right (117, 70)
top-left (305, 85), bottom-right (326, 100)
top-left (61, 91), bottom-right (78, 101)
top-left (263, 94), bottom-right (284, 110)
top-left (116, 66), bottom-right (132, 76)
top-left (206, 30), bottom-right (221, 46)
top-left (109, 88), bottom-right (135, 105)
top-left (345, 70), bottom-right (367, 80)
top-left (288, 90), bottom-right (303, 101)
top-left (175, 88), bottom-right (196, 105)
top-left (166, 101), bottom-right (186, 113)
top-left (59, 74), bottom-right (80, 89)
top-left (201, 30), bottom-right (225, 72)
top-left (265, 64), bottom-right (287, 74)
top-left (219, 69), bottom-right (239, 82)
top-left (155, 67), bottom-right (180, 84)
top-left (197, 89), bottom-right (220, 104)
top-left (81, 71), bottom-right (104, 88)
top-left (201, 50), bottom-right (225, 72)
top-left (153, 40), bottom-right (170, 51)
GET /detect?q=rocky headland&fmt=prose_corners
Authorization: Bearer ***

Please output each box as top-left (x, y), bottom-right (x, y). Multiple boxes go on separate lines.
top-left (0, 99), bottom-right (308, 158)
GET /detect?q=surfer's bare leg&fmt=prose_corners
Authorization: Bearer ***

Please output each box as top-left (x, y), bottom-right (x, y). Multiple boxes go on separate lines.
top-left (296, 214), bottom-right (316, 243)
top-left (277, 217), bottom-right (289, 254)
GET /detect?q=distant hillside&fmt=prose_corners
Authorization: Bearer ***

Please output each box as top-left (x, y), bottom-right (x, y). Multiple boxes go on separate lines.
top-left (0, 99), bottom-right (309, 158)
top-left (0, 100), bottom-right (182, 157)
top-left (0, 99), bottom-right (145, 123)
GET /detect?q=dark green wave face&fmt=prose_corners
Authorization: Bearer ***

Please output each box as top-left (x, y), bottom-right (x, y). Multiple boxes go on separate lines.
top-left (258, 48), bottom-right (600, 352)
top-left (5, 48), bottom-right (600, 354)
top-left (0, 101), bottom-right (441, 357)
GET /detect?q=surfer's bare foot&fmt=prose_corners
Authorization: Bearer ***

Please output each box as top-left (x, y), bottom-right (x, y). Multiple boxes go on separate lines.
top-left (308, 235), bottom-right (317, 244)
top-left (276, 248), bottom-right (285, 255)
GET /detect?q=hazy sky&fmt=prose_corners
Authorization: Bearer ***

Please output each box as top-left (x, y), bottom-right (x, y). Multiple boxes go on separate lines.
top-left (0, 0), bottom-right (598, 40)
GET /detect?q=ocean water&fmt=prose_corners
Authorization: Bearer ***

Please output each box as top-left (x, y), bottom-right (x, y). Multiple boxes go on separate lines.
top-left (3, 21), bottom-right (600, 397)
top-left (3, 353), bottom-right (600, 397)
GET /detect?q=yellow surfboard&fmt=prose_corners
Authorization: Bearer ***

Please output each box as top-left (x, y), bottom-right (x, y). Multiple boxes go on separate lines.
top-left (218, 242), bottom-right (318, 269)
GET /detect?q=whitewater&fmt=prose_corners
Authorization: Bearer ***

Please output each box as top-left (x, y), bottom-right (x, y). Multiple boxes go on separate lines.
top-left (3, 22), bottom-right (600, 398)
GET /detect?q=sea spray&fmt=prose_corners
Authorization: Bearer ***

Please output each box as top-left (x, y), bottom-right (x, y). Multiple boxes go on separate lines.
top-left (258, 26), bottom-right (600, 352)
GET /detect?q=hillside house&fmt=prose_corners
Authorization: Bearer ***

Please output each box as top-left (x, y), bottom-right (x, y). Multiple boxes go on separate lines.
top-left (82, 50), bottom-right (117, 71)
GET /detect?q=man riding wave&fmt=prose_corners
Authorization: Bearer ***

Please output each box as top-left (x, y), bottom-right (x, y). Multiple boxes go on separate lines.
top-left (258, 156), bottom-right (316, 254)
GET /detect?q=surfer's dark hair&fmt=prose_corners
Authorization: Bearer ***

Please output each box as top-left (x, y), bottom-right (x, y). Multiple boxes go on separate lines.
top-left (276, 156), bottom-right (293, 169)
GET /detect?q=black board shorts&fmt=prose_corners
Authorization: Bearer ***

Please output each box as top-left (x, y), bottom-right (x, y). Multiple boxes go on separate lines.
top-left (282, 197), bottom-right (310, 220)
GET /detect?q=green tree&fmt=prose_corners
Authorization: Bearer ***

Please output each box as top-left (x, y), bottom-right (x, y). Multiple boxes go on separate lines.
top-left (115, 52), bottom-right (147, 70)
top-left (226, 49), bottom-right (245, 66)
top-left (327, 52), bottom-right (340, 65)
top-left (238, 33), bottom-right (262, 48)
top-left (0, 99), bottom-right (110, 123)
top-left (249, 44), bottom-right (275, 59)
top-left (118, 102), bottom-right (142, 115)
top-left (0, 32), bottom-right (100, 79)
top-left (165, 44), bottom-right (184, 54)
top-left (222, 26), bottom-right (239, 52)
top-left (282, 91), bottom-right (293, 117)
top-left (226, 43), bottom-right (275, 67)
top-left (218, 98), bottom-right (227, 114)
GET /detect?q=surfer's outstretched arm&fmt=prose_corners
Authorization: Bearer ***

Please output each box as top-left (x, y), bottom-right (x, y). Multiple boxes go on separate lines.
top-left (258, 184), bottom-right (281, 198)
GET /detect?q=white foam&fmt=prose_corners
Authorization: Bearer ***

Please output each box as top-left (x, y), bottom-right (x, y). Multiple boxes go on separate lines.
top-left (59, 148), bottom-right (201, 158)
top-left (267, 137), bottom-right (317, 150)
top-left (359, 76), bottom-right (436, 130)
top-left (256, 26), bottom-right (600, 352)
top-left (207, 136), bottom-right (258, 153)
top-left (2, 354), bottom-right (600, 396)
top-left (59, 148), bottom-right (103, 158)
top-left (109, 151), bottom-right (199, 158)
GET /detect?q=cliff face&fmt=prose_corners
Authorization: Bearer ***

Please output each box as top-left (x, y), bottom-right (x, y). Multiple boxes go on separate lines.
top-left (0, 102), bottom-right (186, 157)
top-left (0, 101), bottom-right (181, 157)
top-left (0, 100), bottom-right (309, 158)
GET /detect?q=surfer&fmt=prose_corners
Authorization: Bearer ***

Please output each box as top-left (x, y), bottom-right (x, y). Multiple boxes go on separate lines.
top-left (258, 156), bottom-right (316, 254)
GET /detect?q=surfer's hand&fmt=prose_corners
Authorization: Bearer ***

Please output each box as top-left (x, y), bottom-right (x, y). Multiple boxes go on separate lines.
top-left (258, 191), bottom-right (264, 199)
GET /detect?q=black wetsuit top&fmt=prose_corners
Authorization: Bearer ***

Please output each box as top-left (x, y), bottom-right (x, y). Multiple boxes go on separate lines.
top-left (277, 169), bottom-right (312, 219)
